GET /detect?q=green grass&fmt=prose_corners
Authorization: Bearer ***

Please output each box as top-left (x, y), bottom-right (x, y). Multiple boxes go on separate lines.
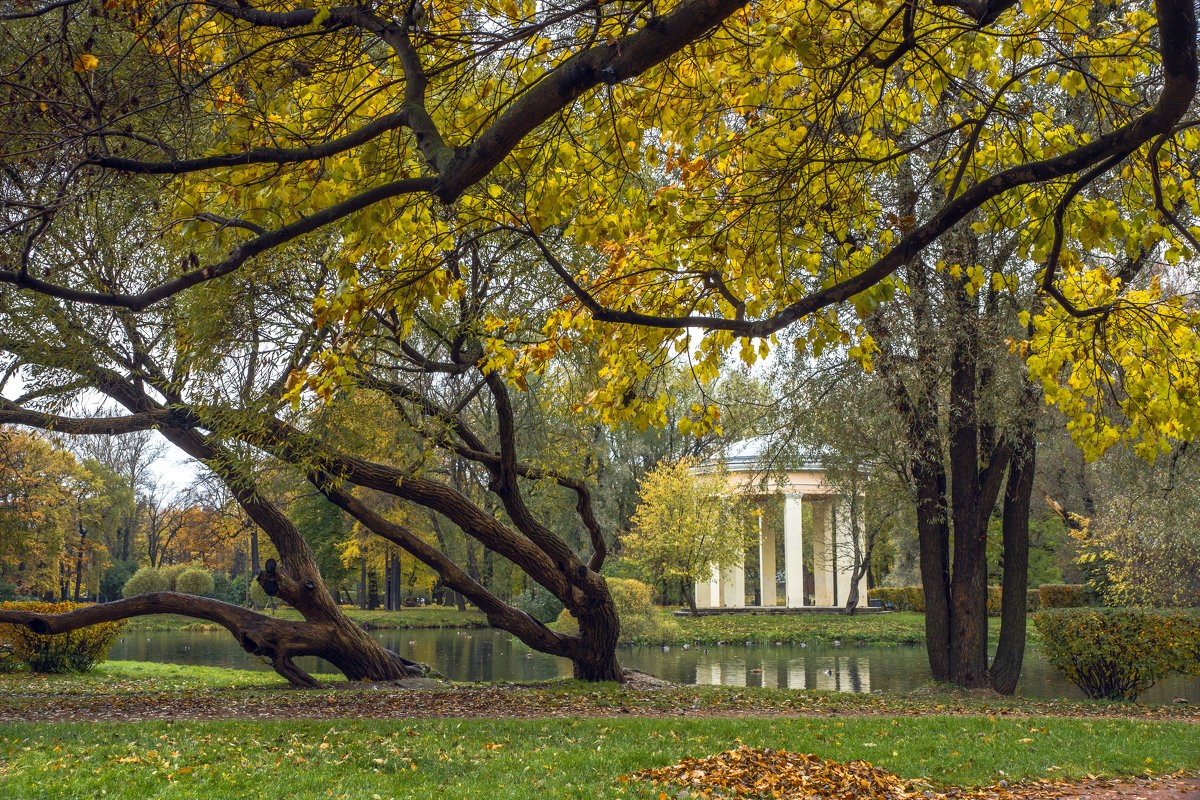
top-left (641, 610), bottom-right (1042, 648)
top-left (0, 715), bottom-right (1195, 799)
top-left (0, 660), bottom-right (343, 694)
top-left (120, 606), bottom-right (488, 632)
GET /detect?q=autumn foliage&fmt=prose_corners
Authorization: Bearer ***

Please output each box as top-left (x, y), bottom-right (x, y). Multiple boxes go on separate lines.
top-left (1034, 607), bottom-right (1200, 700)
top-left (0, 601), bottom-right (125, 673)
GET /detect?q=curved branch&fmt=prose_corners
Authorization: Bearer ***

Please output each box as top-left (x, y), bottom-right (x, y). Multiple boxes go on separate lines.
top-left (88, 110), bottom-right (411, 175)
top-left (0, 593), bottom-right (327, 687)
top-left (561, 0), bottom-right (1198, 335)
top-left (0, 176), bottom-right (436, 310)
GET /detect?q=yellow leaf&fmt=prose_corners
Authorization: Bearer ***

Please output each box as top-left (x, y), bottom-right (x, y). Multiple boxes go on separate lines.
top-left (73, 53), bottom-right (99, 72)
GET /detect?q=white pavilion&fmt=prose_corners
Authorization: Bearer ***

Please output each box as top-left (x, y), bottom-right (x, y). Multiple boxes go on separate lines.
top-left (693, 438), bottom-right (870, 611)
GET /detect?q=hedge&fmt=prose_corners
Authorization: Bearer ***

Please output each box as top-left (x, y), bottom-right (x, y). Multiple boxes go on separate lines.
top-left (867, 587), bottom-right (925, 612)
top-left (1033, 607), bottom-right (1200, 701)
top-left (869, 586), bottom-right (1035, 617)
top-left (1039, 584), bottom-right (1091, 608)
top-left (0, 601), bottom-right (125, 673)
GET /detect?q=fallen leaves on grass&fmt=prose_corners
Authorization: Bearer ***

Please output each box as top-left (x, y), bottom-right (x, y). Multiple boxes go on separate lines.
top-left (630, 746), bottom-right (934, 799)
top-left (626, 746), bottom-right (1123, 799)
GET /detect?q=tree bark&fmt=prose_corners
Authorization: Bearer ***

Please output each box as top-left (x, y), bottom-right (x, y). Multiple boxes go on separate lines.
top-left (989, 408), bottom-right (1036, 694)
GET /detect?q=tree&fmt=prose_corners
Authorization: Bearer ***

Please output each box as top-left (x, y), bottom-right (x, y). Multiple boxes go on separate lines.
top-left (2, 0), bottom-right (1198, 692)
top-left (624, 457), bottom-right (750, 614)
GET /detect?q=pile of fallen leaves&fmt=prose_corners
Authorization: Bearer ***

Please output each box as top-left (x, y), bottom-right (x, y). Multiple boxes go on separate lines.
top-left (627, 745), bottom-right (1036, 799)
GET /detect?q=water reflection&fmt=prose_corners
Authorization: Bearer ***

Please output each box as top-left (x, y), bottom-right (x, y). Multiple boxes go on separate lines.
top-left (106, 627), bottom-right (1199, 704)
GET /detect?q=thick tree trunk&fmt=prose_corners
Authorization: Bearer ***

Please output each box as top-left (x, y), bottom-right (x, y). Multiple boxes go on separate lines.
top-left (915, 456), bottom-right (951, 682)
top-left (990, 426), bottom-right (1035, 694)
top-left (571, 601), bottom-right (624, 682)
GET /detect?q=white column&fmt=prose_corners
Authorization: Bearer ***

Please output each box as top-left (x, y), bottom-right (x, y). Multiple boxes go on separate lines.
top-left (759, 514), bottom-right (777, 607)
top-left (784, 493), bottom-right (805, 607)
top-left (812, 501), bottom-right (833, 606)
top-left (695, 562), bottom-right (722, 609)
top-left (723, 563), bottom-right (745, 608)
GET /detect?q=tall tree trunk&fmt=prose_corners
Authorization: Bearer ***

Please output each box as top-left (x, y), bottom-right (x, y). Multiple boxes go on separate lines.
top-left (73, 521), bottom-right (87, 602)
top-left (990, 412), bottom-right (1036, 694)
top-left (359, 555), bottom-right (367, 610)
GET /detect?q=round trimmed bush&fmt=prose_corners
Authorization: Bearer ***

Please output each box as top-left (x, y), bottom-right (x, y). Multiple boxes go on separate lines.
top-left (1034, 607), bottom-right (1200, 700)
top-left (159, 563), bottom-right (189, 591)
top-left (175, 568), bottom-right (215, 597)
top-left (121, 566), bottom-right (168, 597)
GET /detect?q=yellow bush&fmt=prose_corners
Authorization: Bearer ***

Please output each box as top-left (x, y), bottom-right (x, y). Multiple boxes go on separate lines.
top-left (1033, 608), bottom-right (1200, 700)
top-left (555, 578), bottom-right (680, 644)
top-left (0, 601), bottom-right (126, 673)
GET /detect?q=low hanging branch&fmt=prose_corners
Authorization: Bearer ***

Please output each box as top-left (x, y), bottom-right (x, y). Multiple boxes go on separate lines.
top-left (0, 589), bottom-right (425, 688)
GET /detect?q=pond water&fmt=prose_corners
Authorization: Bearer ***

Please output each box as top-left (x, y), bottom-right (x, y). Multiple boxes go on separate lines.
top-left (107, 627), bottom-right (1200, 703)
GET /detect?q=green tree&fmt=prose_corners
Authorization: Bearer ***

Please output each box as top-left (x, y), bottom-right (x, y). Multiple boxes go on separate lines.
top-left (625, 457), bottom-right (750, 614)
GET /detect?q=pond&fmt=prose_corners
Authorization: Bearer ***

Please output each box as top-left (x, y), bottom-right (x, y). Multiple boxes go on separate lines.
top-left (107, 627), bottom-right (1200, 703)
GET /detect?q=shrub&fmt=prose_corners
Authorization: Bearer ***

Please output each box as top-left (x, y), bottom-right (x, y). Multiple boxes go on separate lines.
top-left (986, 586), bottom-right (1003, 617)
top-left (175, 568), bottom-right (215, 597)
top-left (512, 585), bottom-right (564, 624)
top-left (100, 560), bottom-right (137, 600)
top-left (122, 566), bottom-right (168, 597)
top-left (555, 578), bottom-right (680, 644)
top-left (1033, 608), bottom-right (1200, 701)
top-left (1026, 588), bottom-right (1042, 612)
top-left (211, 573), bottom-right (244, 606)
top-left (1040, 584), bottom-right (1090, 608)
top-left (0, 601), bottom-right (125, 673)
top-left (867, 586), bottom-right (926, 611)
top-left (159, 563), bottom-right (190, 591)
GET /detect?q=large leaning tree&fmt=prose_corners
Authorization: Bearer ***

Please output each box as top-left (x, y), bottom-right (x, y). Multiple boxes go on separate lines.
top-left (2, 0), bottom-right (1199, 692)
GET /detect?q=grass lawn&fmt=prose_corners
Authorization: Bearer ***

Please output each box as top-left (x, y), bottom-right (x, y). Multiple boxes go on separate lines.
top-left (2, 663), bottom-right (1197, 798)
top-left (0, 714), bottom-right (1196, 799)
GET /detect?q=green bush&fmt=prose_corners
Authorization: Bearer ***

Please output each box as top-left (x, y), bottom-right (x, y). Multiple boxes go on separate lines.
top-left (211, 573), bottom-right (244, 605)
top-left (1040, 584), bottom-right (1091, 608)
top-left (868, 586), bottom-right (926, 611)
top-left (175, 568), bottom-right (215, 597)
top-left (1033, 608), bottom-right (1200, 700)
top-left (870, 585), bottom-right (1038, 616)
top-left (100, 560), bottom-right (137, 600)
top-left (122, 566), bottom-right (168, 597)
top-left (159, 563), bottom-right (190, 591)
top-left (0, 601), bottom-right (126, 673)
top-left (555, 578), bottom-right (680, 644)
top-left (512, 586), bottom-right (565, 624)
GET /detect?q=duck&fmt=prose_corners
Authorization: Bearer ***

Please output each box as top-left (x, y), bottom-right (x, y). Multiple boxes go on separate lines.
top-left (408, 641), bottom-right (417, 646)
